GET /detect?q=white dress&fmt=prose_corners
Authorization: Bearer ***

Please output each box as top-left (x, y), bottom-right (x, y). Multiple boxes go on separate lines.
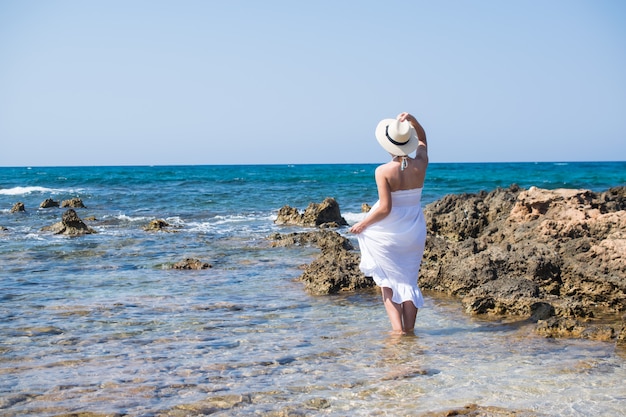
top-left (357, 188), bottom-right (426, 308)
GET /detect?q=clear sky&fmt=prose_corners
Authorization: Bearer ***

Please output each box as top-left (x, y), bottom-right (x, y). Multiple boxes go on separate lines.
top-left (1, 1), bottom-right (625, 166)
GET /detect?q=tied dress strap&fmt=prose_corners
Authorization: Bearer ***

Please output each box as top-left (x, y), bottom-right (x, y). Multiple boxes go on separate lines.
top-left (397, 156), bottom-right (409, 171)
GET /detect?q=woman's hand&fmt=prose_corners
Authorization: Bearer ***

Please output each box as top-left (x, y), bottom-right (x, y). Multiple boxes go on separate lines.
top-left (349, 222), bottom-right (365, 234)
top-left (397, 112), bottom-right (416, 124)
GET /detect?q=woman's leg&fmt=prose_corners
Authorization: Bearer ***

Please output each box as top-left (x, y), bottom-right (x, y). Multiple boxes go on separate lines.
top-left (381, 287), bottom-right (404, 334)
top-left (401, 301), bottom-right (418, 334)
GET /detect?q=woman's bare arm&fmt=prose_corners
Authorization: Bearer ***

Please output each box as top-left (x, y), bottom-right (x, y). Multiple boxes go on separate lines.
top-left (349, 166), bottom-right (392, 234)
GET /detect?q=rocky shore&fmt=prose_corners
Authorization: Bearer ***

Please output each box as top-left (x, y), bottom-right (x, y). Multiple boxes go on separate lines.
top-left (272, 187), bottom-right (626, 343)
top-left (6, 189), bottom-right (625, 342)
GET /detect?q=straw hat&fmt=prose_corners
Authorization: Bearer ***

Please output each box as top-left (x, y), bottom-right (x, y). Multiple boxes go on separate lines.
top-left (375, 118), bottom-right (419, 156)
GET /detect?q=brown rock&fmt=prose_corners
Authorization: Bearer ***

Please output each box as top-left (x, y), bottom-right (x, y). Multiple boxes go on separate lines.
top-left (269, 230), bottom-right (354, 251)
top-left (270, 230), bottom-right (373, 295)
top-left (419, 185), bottom-right (626, 340)
top-left (420, 403), bottom-right (547, 416)
top-left (40, 198), bottom-right (60, 208)
top-left (275, 197), bottom-right (348, 228)
top-left (61, 197), bottom-right (86, 208)
top-left (41, 209), bottom-right (96, 235)
top-left (10, 202), bottom-right (25, 213)
top-left (172, 258), bottom-right (212, 270)
top-left (143, 219), bottom-right (171, 232)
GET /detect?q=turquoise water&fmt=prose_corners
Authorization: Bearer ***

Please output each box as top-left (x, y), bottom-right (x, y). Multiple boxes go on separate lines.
top-left (1, 162), bottom-right (625, 416)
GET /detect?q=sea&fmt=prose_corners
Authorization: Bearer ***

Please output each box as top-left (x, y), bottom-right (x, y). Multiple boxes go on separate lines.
top-left (1, 161), bottom-right (625, 416)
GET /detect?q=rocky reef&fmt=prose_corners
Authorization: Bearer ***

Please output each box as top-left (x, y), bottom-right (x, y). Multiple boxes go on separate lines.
top-left (273, 187), bottom-right (626, 342)
top-left (420, 185), bottom-right (625, 341)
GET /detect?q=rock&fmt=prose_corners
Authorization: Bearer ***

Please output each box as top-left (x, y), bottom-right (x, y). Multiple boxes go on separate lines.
top-left (172, 258), bottom-right (212, 270)
top-left (420, 403), bottom-right (547, 416)
top-left (361, 203), bottom-right (372, 212)
top-left (419, 185), bottom-right (626, 341)
top-left (269, 186), bottom-right (625, 340)
top-left (40, 198), bottom-right (60, 208)
top-left (164, 394), bottom-right (251, 415)
top-left (41, 209), bottom-right (96, 235)
top-left (535, 316), bottom-right (620, 341)
top-left (10, 202), bottom-right (25, 213)
top-left (60, 197), bottom-right (85, 208)
top-left (269, 230), bottom-right (354, 251)
top-left (269, 230), bottom-right (373, 295)
top-left (143, 219), bottom-right (172, 232)
top-left (299, 247), bottom-right (371, 295)
top-left (275, 197), bottom-right (348, 228)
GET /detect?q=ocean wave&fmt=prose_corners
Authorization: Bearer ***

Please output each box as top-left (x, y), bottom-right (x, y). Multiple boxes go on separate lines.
top-left (0, 186), bottom-right (70, 196)
top-left (165, 216), bottom-right (185, 227)
top-left (104, 214), bottom-right (154, 223)
top-left (342, 212), bottom-right (367, 224)
top-left (187, 214), bottom-right (275, 234)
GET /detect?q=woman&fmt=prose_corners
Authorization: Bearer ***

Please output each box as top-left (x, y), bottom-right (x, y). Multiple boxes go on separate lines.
top-left (350, 112), bottom-right (428, 335)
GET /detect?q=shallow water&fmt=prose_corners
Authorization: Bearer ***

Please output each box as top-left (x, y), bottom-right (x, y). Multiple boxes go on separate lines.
top-left (1, 163), bottom-right (625, 416)
top-left (1, 239), bottom-right (625, 416)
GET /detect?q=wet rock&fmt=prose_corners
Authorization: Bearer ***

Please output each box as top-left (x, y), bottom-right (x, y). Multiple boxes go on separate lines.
top-left (172, 258), bottom-right (212, 270)
top-left (144, 219), bottom-right (172, 232)
top-left (535, 316), bottom-right (619, 341)
top-left (161, 394), bottom-right (252, 416)
top-left (40, 198), bottom-right (60, 208)
top-left (275, 197), bottom-right (348, 228)
top-left (269, 230), bottom-right (373, 295)
top-left (361, 203), bottom-right (372, 212)
top-left (305, 397), bottom-right (331, 410)
top-left (54, 413), bottom-right (123, 417)
top-left (41, 209), bottom-right (96, 235)
top-left (61, 197), bottom-right (86, 208)
top-left (0, 394), bottom-right (38, 410)
top-left (269, 230), bottom-right (354, 251)
top-left (420, 185), bottom-right (626, 341)
top-left (299, 245), bottom-right (370, 295)
top-left (10, 202), bottom-right (25, 213)
top-left (420, 403), bottom-right (547, 416)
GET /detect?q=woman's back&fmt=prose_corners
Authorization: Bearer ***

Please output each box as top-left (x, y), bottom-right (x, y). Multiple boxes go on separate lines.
top-left (381, 156), bottom-right (428, 192)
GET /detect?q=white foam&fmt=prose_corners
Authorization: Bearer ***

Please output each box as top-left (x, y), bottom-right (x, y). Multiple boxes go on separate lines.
top-left (107, 214), bottom-right (153, 222)
top-left (343, 211), bottom-right (367, 224)
top-left (164, 216), bottom-right (185, 226)
top-left (0, 186), bottom-right (59, 196)
top-left (187, 214), bottom-right (274, 234)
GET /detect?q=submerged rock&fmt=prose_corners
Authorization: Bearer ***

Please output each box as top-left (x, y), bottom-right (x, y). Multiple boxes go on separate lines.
top-left (420, 403), bottom-right (547, 416)
top-left (41, 209), bottom-right (96, 236)
top-left (143, 219), bottom-right (174, 232)
top-left (275, 197), bottom-right (348, 228)
top-left (172, 258), bottom-right (212, 270)
top-left (10, 202), bottom-right (25, 213)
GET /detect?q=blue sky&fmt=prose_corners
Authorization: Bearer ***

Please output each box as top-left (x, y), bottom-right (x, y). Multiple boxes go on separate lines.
top-left (1, 1), bottom-right (625, 166)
